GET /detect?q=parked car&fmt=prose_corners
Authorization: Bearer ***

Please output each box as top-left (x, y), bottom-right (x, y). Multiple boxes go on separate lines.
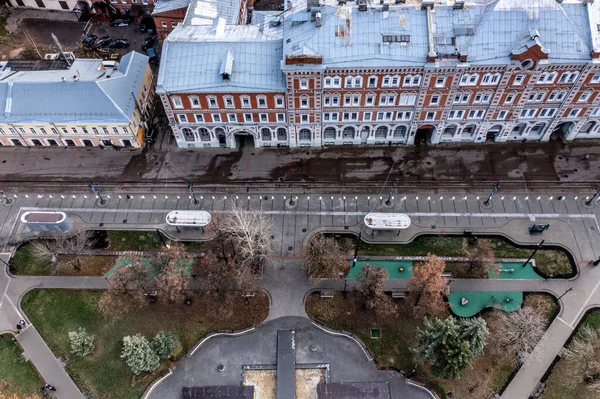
top-left (139, 23), bottom-right (148, 33)
top-left (141, 37), bottom-right (155, 51)
top-left (93, 36), bottom-right (111, 49)
top-left (110, 19), bottom-right (130, 27)
top-left (108, 39), bottom-right (130, 48)
top-left (146, 47), bottom-right (157, 65)
top-left (140, 17), bottom-right (156, 35)
top-left (82, 34), bottom-right (97, 48)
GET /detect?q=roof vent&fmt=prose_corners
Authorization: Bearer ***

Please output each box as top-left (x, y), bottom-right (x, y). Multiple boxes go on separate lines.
top-left (220, 50), bottom-right (234, 81)
top-left (61, 77), bottom-right (66, 82)
top-left (337, 0), bottom-right (347, 4)
top-left (315, 11), bottom-right (322, 28)
top-left (73, 75), bottom-right (79, 82)
top-left (381, 0), bottom-right (390, 11)
top-left (454, 0), bottom-right (465, 9)
top-left (306, 0), bottom-right (320, 12)
top-left (421, 0), bottom-right (434, 8)
top-left (358, 0), bottom-right (367, 11)
top-left (270, 16), bottom-right (281, 27)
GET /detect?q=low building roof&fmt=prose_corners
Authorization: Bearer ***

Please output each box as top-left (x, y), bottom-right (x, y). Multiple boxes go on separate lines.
top-left (364, 213), bottom-right (411, 230)
top-left (182, 386), bottom-right (254, 399)
top-left (166, 210), bottom-right (211, 226)
top-left (0, 52), bottom-right (148, 124)
top-left (151, 0), bottom-right (190, 15)
top-left (183, 0), bottom-right (243, 26)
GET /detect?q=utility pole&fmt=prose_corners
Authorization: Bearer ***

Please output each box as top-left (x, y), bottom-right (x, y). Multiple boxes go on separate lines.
top-left (385, 182), bottom-right (394, 206)
top-left (188, 183), bottom-right (198, 205)
top-left (557, 287), bottom-right (573, 301)
top-left (288, 183), bottom-right (295, 206)
top-left (523, 239), bottom-right (545, 267)
top-left (88, 182), bottom-right (106, 205)
top-left (352, 231), bottom-right (362, 268)
top-left (484, 181), bottom-right (499, 206)
top-left (585, 186), bottom-right (600, 206)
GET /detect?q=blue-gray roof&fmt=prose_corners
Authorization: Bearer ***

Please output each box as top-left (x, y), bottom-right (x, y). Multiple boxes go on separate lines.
top-left (151, 0), bottom-right (190, 16)
top-left (0, 51), bottom-right (149, 124)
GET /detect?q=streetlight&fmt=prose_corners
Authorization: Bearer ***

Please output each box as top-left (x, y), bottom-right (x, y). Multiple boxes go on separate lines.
top-left (385, 182), bottom-right (395, 206)
top-left (288, 183), bottom-right (295, 206)
top-left (156, 229), bottom-right (170, 249)
top-left (483, 181), bottom-right (499, 206)
top-left (188, 183), bottom-right (198, 205)
top-left (352, 231), bottom-right (362, 268)
top-left (88, 182), bottom-right (106, 205)
top-left (593, 256), bottom-right (600, 266)
top-left (585, 185), bottom-right (600, 206)
top-left (557, 287), bottom-right (573, 301)
top-left (523, 239), bottom-right (545, 267)
top-left (0, 192), bottom-right (12, 205)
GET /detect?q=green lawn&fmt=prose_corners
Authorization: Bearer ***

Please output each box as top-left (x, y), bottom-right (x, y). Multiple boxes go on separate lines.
top-left (0, 334), bottom-right (44, 397)
top-left (22, 289), bottom-right (269, 399)
top-left (358, 236), bottom-right (572, 276)
top-left (9, 243), bottom-right (52, 275)
top-left (106, 230), bottom-right (165, 252)
top-left (541, 311), bottom-right (600, 399)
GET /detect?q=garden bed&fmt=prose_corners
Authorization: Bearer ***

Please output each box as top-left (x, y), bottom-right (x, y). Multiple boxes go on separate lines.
top-left (21, 289), bottom-right (269, 399)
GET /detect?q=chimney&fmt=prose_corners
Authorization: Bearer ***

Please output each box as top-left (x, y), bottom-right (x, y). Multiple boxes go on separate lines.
top-left (316, 11), bottom-right (322, 27)
top-left (61, 77), bottom-right (66, 82)
top-left (454, 0), bottom-right (464, 9)
top-left (73, 75), bottom-right (79, 82)
top-left (458, 50), bottom-right (468, 62)
top-left (358, 0), bottom-right (367, 11)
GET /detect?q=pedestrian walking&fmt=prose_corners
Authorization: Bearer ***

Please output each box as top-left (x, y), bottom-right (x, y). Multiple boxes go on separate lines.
top-left (19, 319), bottom-right (26, 326)
top-left (45, 384), bottom-right (56, 391)
top-left (16, 324), bottom-right (22, 331)
top-left (584, 154), bottom-right (590, 160)
top-left (12, 328), bottom-right (19, 335)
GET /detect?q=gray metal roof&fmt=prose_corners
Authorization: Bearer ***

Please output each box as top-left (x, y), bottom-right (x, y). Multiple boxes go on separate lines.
top-left (276, 330), bottom-right (295, 399)
top-left (183, 0), bottom-right (243, 26)
top-left (151, 0), bottom-right (190, 16)
top-left (157, 23), bottom-right (285, 93)
top-left (0, 52), bottom-right (148, 124)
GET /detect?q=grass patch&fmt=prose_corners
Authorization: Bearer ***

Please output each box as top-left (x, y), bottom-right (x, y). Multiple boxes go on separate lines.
top-left (358, 236), bottom-right (572, 276)
top-left (306, 292), bottom-right (555, 398)
top-left (22, 289), bottom-right (269, 399)
top-left (106, 230), bottom-right (164, 252)
top-left (0, 334), bottom-right (44, 397)
top-left (0, 16), bottom-right (8, 38)
top-left (541, 311), bottom-right (600, 399)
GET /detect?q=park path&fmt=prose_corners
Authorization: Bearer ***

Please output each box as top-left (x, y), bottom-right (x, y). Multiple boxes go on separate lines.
top-left (1, 191), bottom-right (600, 398)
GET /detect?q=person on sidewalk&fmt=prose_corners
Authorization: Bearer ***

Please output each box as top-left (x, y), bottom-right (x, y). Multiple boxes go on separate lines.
top-left (19, 319), bottom-right (26, 326)
top-left (44, 384), bottom-right (56, 391)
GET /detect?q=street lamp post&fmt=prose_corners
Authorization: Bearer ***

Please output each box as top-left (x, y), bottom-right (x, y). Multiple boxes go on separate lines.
top-left (484, 182), bottom-right (500, 206)
top-left (0, 192), bottom-right (13, 205)
top-left (188, 183), bottom-right (198, 205)
top-left (88, 182), bottom-right (106, 205)
top-left (585, 186), bottom-right (600, 206)
top-left (156, 229), bottom-right (170, 249)
top-left (288, 183), bottom-right (295, 206)
top-left (523, 239), bottom-right (545, 267)
top-left (385, 182), bottom-right (395, 206)
top-left (557, 287), bottom-right (573, 301)
top-left (593, 256), bottom-right (600, 266)
top-left (352, 231), bottom-right (362, 267)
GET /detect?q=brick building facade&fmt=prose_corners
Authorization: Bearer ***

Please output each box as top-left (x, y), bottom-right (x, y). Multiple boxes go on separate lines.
top-left (158, 0), bottom-right (600, 149)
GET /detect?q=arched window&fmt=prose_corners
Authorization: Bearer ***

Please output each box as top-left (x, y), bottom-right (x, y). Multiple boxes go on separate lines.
top-left (215, 127), bottom-right (225, 137)
top-left (299, 129), bottom-right (311, 141)
top-left (462, 124), bottom-right (477, 137)
top-left (261, 128), bottom-right (271, 141)
top-left (375, 126), bottom-right (388, 138)
top-left (443, 125), bottom-right (457, 137)
top-left (530, 123), bottom-right (546, 136)
top-left (199, 128), bottom-right (210, 141)
top-left (182, 128), bottom-right (195, 142)
top-left (343, 126), bottom-right (355, 139)
top-left (277, 128), bottom-right (287, 141)
top-left (393, 126), bottom-right (407, 138)
top-left (580, 121), bottom-right (596, 134)
top-left (324, 127), bottom-right (336, 139)
top-left (512, 123), bottom-right (526, 135)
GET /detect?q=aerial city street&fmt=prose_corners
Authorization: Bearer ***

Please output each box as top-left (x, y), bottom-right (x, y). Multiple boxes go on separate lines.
top-left (2, 0), bottom-right (600, 398)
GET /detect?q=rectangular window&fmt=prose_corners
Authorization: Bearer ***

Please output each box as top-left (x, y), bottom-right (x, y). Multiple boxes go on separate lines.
top-left (363, 112), bottom-right (372, 121)
top-left (224, 97), bottom-right (234, 108)
top-left (91, 127), bottom-right (98, 135)
top-left (102, 127), bottom-right (109, 135)
top-left (425, 112), bottom-right (436, 121)
top-left (112, 127), bottom-right (119, 135)
top-left (504, 94), bottom-right (515, 104)
top-left (300, 79), bottom-right (308, 89)
top-left (121, 127), bottom-right (129, 135)
top-left (383, 77), bottom-right (391, 86)
top-left (190, 96), bottom-right (200, 108)
top-left (301, 97), bottom-right (309, 108)
top-left (162, 21), bottom-right (167, 28)
top-left (212, 114), bottom-right (222, 123)
top-left (332, 96), bottom-right (339, 106)
top-left (195, 114), bottom-right (204, 123)
top-left (301, 114), bottom-right (309, 124)
top-left (258, 97), bottom-right (267, 108)
top-left (514, 75), bottom-right (525, 85)
top-left (344, 96), bottom-right (352, 106)
top-left (435, 77), bottom-right (445, 87)
top-left (275, 97), bottom-right (284, 108)
top-left (228, 114), bottom-right (238, 123)
top-left (277, 113), bottom-right (285, 122)
top-left (324, 77), bottom-right (332, 87)
top-left (244, 114), bottom-right (253, 123)
top-left (368, 77), bottom-right (377, 88)
top-left (242, 97), bottom-right (251, 108)
top-left (592, 73), bottom-right (600, 84)
top-left (324, 96), bottom-right (331, 106)
top-left (29, 128), bottom-right (36, 135)
top-left (260, 114), bottom-right (268, 123)
top-left (71, 127), bottom-right (78, 134)
top-left (323, 112), bottom-right (330, 122)
top-left (178, 114), bottom-right (188, 123)
top-left (172, 96), bottom-right (183, 109)
top-left (568, 109), bottom-right (580, 118)
top-left (430, 95), bottom-right (440, 105)
top-left (61, 127), bottom-right (68, 135)
top-left (352, 95), bottom-right (360, 106)
top-left (343, 112), bottom-right (358, 121)
top-left (496, 110), bottom-right (507, 120)
top-left (396, 111), bottom-right (412, 121)
top-left (366, 95), bottom-right (375, 106)
top-left (579, 92), bottom-right (592, 102)
top-left (208, 97), bottom-right (218, 108)
top-left (171, 21), bottom-right (176, 28)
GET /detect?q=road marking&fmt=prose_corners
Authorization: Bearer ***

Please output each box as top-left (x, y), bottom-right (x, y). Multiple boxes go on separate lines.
top-left (571, 277), bottom-right (600, 326)
top-left (556, 316), bottom-right (574, 330)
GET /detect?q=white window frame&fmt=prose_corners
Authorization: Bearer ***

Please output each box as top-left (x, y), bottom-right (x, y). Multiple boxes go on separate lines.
top-left (367, 76), bottom-right (378, 88)
top-left (257, 96), bottom-right (267, 108)
top-left (363, 112), bottom-right (372, 121)
top-left (453, 93), bottom-right (470, 104)
top-left (467, 109), bottom-right (484, 120)
top-left (241, 96), bottom-right (251, 108)
top-left (430, 94), bottom-right (440, 106)
top-left (275, 96), bottom-right (285, 108)
top-left (195, 114), bottom-right (204, 123)
top-left (189, 96), bottom-right (201, 109)
top-left (425, 111), bottom-right (436, 121)
top-left (277, 113), bottom-right (285, 122)
top-left (300, 96), bottom-right (309, 109)
top-left (568, 109), bottom-right (580, 118)
top-left (366, 94), bottom-right (375, 106)
top-left (259, 113), bottom-right (268, 123)
top-left (448, 110), bottom-right (464, 120)
top-left (435, 77), bottom-right (446, 88)
top-left (299, 79), bottom-right (309, 89)
top-left (496, 110), bottom-right (507, 120)
top-left (342, 112), bottom-right (359, 122)
top-left (228, 114), bottom-right (238, 123)
top-left (224, 96), bottom-right (234, 109)
top-left (300, 114), bottom-right (309, 124)
top-left (591, 73), bottom-right (600, 84)
top-left (504, 93), bottom-right (516, 104)
top-left (579, 91), bottom-right (592, 103)
top-left (172, 96), bottom-right (183, 109)
top-left (212, 114), bottom-right (222, 123)
top-left (178, 114), bottom-right (188, 123)
top-left (396, 111), bottom-right (412, 121)
top-left (244, 113), bottom-right (253, 123)
top-left (514, 75), bottom-right (525, 85)
top-left (208, 96), bottom-right (218, 108)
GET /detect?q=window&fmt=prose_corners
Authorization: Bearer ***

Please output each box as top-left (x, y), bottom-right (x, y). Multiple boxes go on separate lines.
top-left (28, 128), bottom-right (36, 135)
top-left (376, 112), bottom-right (393, 121)
top-left (298, 129), bottom-right (311, 141)
top-left (579, 91), bottom-right (592, 102)
top-left (212, 114), bottom-right (222, 123)
top-left (592, 107), bottom-right (600, 117)
top-left (379, 95), bottom-right (388, 106)
top-left (391, 76), bottom-right (399, 86)
top-left (241, 96), bottom-right (251, 108)
top-left (448, 110), bottom-right (464, 120)
top-left (208, 96), bottom-right (218, 108)
top-left (344, 76), bottom-right (362, 88)
top-left (581, 121), bottom-right (597, 133)
top-left (323, 127), bottom-right (336, 139)
top-left (514, 75), bottom-right (525, 85)
top-left (342, 112), bottom-right (359, 121)
top-left (243, 114), bottom-right (252, 123)
top-left (324, 76), bottom-right (341, 88)
top-left (228, 114), bottom-right (237, 123)
top-left (496, 110), bottom-right (507, 120)
top-left (462, 125), bottom-right (476, 137)
top-left (435, 77), bottom-right (446, 87)
top-left (112, 127), bottom-right (119, 135)
top-left (71, 127), bottom-right (78, 134)
top-left (382, 76), bottom-right (391, 87)
top-left (430, 95), bottom-right (440, 106)
top-left (300, 96), bottom-right (309, 108)
top-left (261, 128), bottom-right (272, 141)
top-left (275, 96), bottom-right (285, 108)
top-left (393, 126), bottom-right (407, 138)
top-left (539, 108), bottom-right (557, 118)
top-left (257, 96), bottom-right (267, 108)
top-left (299, 79), bottom-right (308, 89)
top-left (260, 114), bottom-right (268, 123)
top-left (178, 114), bottom-right (188, 123)
top-left (121, 127), bottom-right (129, 135)
top-left (460, 73), bottom-right (479, 86)
top-left (343, 127), bottom-right (355, 139)
top-left (331, 95), bottom-right (339, 106)
top-left (366, 94), bottom-right (375, 106)
top-left (172, 96), bottom-right (183, 109)
top-left (537, 72), bottom-right (557, 84)
top-left (301, 115), bottom-right (309, 124)
top-left (504, 93), bottom-right (516, 104)
top-left (396, 111), bottom-right (412, 121)
top-left (382, 34), bottom-right (411, 43)
top-left (443, 125), bottom-right (457, 137)
top-left (224, 96), bottom-right (234, 108)
top-left (529, 123), bottom-right (545, 136)
top-left (467, 110), bottom-right (484, 119)
top-left (549, 91), bottom-right (566, 102)
top-left (189, 96), bottom-right (200, 108)
top-left (592, 73), bottom-right (600, 84)
top-left (277, 128), bottom-right (287, 141)
top-left (568, 109), bottom-right (580, 118)
top-left (277, 113), bottom-right (285, 122)
top-left (482, 73), bottom-right (500, 85)
top-left (363, 112), bottom-right (372, 121)
top-left (473, 93), bottom-right (491, 104)
top-left (161, 21), bottom-right (167, 27)
top-left (425, 112), bottom-right (436, 121)
top-left (453, 93), bottom-right (470, 104)
top-left (403, 75), bottom-right (421, 87)
top-left (39, 127), bottom-right (47, 135)
top-left (344, 95), bottom-right (352, 106)
top-left (399, 94), bottom-right (417, 106)
top-left (375, 126), bottom-right (388, 138)
top-left (101, 127), bottom-right (109, 135)
top-left (195, 114), bottom-right (204, 123)
top-left (367, 76), bottom-right (377, 88)
top-left (558, 71), bottom-right (579, 84)
top-left (519, 109), bottom-right (536, 119)
top-left (171, 21), bottom-right (176, 28)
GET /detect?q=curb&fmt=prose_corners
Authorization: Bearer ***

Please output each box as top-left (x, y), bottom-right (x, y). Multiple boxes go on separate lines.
top-left (141, 369), bottom-right (173, 399)
top-left (311, 321), bottom-right (373, 362)
top-left (406, 379), bottom-right (440, 399)
top-left (189, 327), bottom-right (256, 357)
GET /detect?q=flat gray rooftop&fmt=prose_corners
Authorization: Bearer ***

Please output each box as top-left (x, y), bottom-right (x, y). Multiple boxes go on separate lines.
top-left (276, 330), bottom-right (296, 399)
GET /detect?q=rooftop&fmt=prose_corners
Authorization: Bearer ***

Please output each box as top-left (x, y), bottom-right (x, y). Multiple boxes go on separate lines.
top-left (316, 382), bottom-right (391, 399)
top-left (0, 52), bottom-right (149, 124)
top-left (151, 0), bottom-right (191, 15)
top-left (183, 0), bottom-right (244, 26)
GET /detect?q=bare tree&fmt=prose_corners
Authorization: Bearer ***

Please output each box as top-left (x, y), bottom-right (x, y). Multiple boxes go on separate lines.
top-left (356, 265), bottom-right (394, 317)
top-left (406, 254), bottom-right (450, 317)
top-left (301, 235), bottom-right (349, 278)
top-left (30, 230), bottom-right (96, 274)
top-left (222, 203), bottom-right (274, 269)
top-left (462, 238), bottom-right (497, 278)
top-left (563, 326), bottom-right (600, 389)
top-left (496, 306), bottom-right (547, 365)
top-left (155, 243), bottom-right (190, 304)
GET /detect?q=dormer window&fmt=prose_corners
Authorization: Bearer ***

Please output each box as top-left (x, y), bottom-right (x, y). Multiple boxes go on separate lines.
top-left (220, 50), bottom-right (234, 81)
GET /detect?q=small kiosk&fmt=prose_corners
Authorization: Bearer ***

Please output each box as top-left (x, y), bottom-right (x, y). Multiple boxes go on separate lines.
top-left (21, 211), bottom-right (72, 232)
top-left (166, 210), bottom-right (211, 232)
top-left (363, 212), bottom-right (411, 236)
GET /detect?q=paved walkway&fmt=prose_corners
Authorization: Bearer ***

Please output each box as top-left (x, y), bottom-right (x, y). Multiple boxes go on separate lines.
top-left (1, 190), bottom-right (600, 398)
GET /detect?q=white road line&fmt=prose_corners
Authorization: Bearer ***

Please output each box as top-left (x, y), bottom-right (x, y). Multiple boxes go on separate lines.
top-left (571, 277), bottom-right (600, 326)
top-left (3, 291), bottom-right (24, 320)
top-left (556, 316), bottom-right (574, 330)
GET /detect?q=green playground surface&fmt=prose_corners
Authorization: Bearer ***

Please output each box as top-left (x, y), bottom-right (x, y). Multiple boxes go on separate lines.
top-left (490, 261), bottom-right (544, 280)
top-left (348, 260), bottom-right (413, 278)
top-left (448, 291), bottom-right (523, 318)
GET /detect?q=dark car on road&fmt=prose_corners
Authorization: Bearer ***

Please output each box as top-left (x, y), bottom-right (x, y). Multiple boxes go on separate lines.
top-left (141, 37), bottom-right (155, 51)
top-left (108, 39), bottom-right (130, 49)
top-left (93, 36), bottom-right (111, 49)
top-left (82, 34), bottom-right (97, 48)
top-left (146, 47), bottom-right (157, 65)
top-left (110, 19), bottom-right (130, 27)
